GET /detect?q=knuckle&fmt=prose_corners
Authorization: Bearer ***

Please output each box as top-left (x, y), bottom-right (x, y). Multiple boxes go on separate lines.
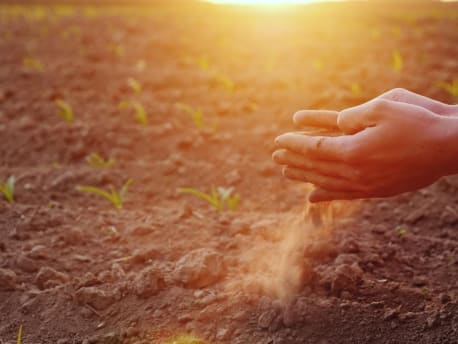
top-left (370, 99), bottom-right (389, 113)
top-left (386, 88), bottom-right (406, 101)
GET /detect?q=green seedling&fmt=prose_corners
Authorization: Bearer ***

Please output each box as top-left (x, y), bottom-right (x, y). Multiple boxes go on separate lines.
top-left (0, 176), bottom-right (15, 203)
top-left (17, 325), bottom-right (22, 344)
top-left (436, 79), bottom-right (458, 98)
top-left (215, 72), bottom-right (235, 93)
top-left (178, 186), bottom-right (240, 212)
top-left (76, 179), bottom-right (133, 210)
top-left (175, 103), bottom-right (205, 129)
top-left (86, 152), bottom-right (117, 168)
top-left (54, 99), bottom-right (74, 123)
top-left (119, 101), bottom-right (148, 125)
top-left (395, 226), bottom-right (406, 237)
top-left (164, 334), bottom-right (204, 344)
top-left (350, 82), bottom-right (362, 97)
top-left (390, 49), bottom-right (403, 72)
top-left (197, 55), bottom-right (209, 71)
top-left (127, 77), bottom-right (142, 94)
top-left (23, 57), bottom-right (44, 71)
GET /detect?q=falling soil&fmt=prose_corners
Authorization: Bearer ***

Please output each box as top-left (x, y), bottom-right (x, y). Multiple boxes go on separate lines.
top-left (0, 1), bottom-right (457, 344)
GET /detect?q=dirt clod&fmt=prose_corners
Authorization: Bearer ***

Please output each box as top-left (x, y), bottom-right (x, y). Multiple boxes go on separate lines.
top-left (0, 268), bottom-right (17, 290)
top-left (173, 248), bottom-right (225, 288)
top-left (34, 266), bottom-right (70, 289)
top-left (76, 286), bottom-right (119, 311)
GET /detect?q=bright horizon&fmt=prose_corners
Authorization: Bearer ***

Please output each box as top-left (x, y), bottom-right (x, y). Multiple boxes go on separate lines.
top-left (206, 0), bottom-right (345, 4)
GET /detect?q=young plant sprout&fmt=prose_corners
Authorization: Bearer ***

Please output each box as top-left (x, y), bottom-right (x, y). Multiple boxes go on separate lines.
top-left (76, 179), bottom-right (133, 210)
top-left (390, 49), bottom-right (403, 72)
top-left (395, 226), bottom-right (407, 237)
top-left (86, 152), bottom-right (117, 168)
top-left (16, 325), bottom-right (22, 344)
top-left (178, 186), bottom-right (240, 212)
top-left (215, 72), bottom-right (235, 93)
top-left (127, 77), bottom-right (142, 94)
top-left (23, 57), bottom-right (44, 72)
top-left (350, 82), bottom-right (362, 97)
top-left (0, 176), bottom-right (15, 203)
top-left (164, 334), bottom-right (204, 344)
top-left (175, 103), bottom-right (205, 129)
top-left (436, 79), bottom-right (458, 98)
top-left (54, 99), bottom-right (74, 123)
top-left (119, 101), bottom-right (148, 125)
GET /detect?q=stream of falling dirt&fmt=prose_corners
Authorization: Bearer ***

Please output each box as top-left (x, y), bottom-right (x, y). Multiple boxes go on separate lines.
top-left (227, 185), bottom-right (358, 301)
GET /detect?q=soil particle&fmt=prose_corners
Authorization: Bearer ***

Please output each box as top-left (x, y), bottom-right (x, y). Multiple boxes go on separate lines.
top-left (132, 266), bottom-right (161, 298)
top-left (28, 244), bottom-right (49, 259)
top-left (0, 268), bottom-right (17, 290)
top-left (131, 246), bottom-right (161, 264)
top-left (315, 263), bottom-right (363, 295)
top-left (173, 248), bottom-right (225, 288)
top-left (15, 253), bottom-right (39, 273)
top-left (412, 276), bottom-right (428, 287)
top-left (34, 266), bottom-right (70, 289)
top-left (75, 286), bottom-right (119, 311)
top-left (383, 307), bottom-right (399, 321)
top-left (439, 293), bottom-right (451, 304)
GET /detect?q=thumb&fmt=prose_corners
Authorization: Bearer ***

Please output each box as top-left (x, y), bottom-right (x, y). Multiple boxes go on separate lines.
top-left (337, 99), bottom-right (387, 134)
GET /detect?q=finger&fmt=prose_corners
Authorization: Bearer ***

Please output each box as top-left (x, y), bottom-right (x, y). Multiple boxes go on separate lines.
top-left (293, 110), bottom-right (339, 129)
top-left (337, 99), bottom-right (386, 134)
top-left (272, 149), bottom-right (356, 180)
top-left (282, 166), bottom-right (358, 191)
top-left (309, 188), bottom-right (363, 202)
top-left (378, 88), bottom-right (451, 115)
top-left (275, 133), bottom-right (351, 161)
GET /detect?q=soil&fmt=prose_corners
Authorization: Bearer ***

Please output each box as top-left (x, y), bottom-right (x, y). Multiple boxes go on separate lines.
top-left (0, 1), bottom-right (457, 344)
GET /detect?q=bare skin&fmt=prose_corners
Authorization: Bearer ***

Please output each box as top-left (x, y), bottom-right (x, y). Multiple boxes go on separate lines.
top-left (272, 88), bottom-right (458, 202)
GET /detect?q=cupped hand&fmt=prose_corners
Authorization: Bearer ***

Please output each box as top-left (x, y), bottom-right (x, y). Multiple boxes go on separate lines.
top-left (273, 92), bottom-right (458, 202)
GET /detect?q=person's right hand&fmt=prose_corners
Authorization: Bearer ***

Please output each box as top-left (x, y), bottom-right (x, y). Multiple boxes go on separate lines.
top-left (273, 89), bottom-right (458, 202)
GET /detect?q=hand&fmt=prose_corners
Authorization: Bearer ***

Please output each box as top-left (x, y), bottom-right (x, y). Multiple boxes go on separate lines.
top-left (273, 90), bottom-right (458, 202)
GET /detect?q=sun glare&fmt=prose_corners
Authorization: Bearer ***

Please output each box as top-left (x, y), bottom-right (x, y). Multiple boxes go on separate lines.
top-left (206, 0), bottom-right (325, 5)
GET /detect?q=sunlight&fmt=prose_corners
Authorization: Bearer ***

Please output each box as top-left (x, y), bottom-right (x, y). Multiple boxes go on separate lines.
top-left (206, 0), bottom-right (333, 5)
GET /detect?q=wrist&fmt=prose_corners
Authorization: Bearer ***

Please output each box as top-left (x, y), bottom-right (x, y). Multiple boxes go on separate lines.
top-left (437, 116), bottom-right (458, 176)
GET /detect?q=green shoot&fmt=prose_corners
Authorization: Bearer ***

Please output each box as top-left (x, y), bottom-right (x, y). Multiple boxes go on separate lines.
top-left (0, 176), bottom-right (15, 203)
top-left (127, 77), bottom-right (142, 94)
top-left (54, 99), bottom-right (74, 123)
top-left (119, 101), bottom-right (148, 125)
top-left (436, 79), bottom-right (458, 98)
top-left (350, 82), bottom-right (362, 97)
top-left (178, 186), bottom-right (240, 212)
top-left (86, 152), bottom-right (117, 168)
top-left (215, 72), bottom-right (235, 93)
top-left (395, 226), bottom-right (406, 237)
top-left (76, 179), bottom-right (133, 210)
top-left (23, 57), bottom-right (44, 72)
top-left (175, 103), bottom-right (205, 129)
top-left (390, 49), bottom-right (403, 72)
top-left (17, 325), bottom-right (22, 344)
top-left (197, 55), bottom-right (209, 71)
top-left (164, 334), bottom-right (204, 344)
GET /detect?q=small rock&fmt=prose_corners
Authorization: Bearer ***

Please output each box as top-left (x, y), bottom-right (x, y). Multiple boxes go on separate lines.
top-left (412, 276), bottom-right (428, 287)
top-left (383, 308), bottom-right (398, 321)
top-left (439, 293), bottom-right (451, 304)
top-left (132, 267), bottom-right (161, 298)
top-left (16, 254), bottom-right (39, 273)
top-left (173, 248), bottom-right (225, 288)
top-left (132, 247), bottom-right (160, 264)
top-left (0, 268), bottom-right (17, 290)
top-left (34, 266), bottom-right (69, 289)
top-left (369, 301), bottom-right (384, 309)
top-left (258, 309), bottom-right (279, 329)
top-left (331, 263), bottom-right (363, 294)
top-left (216, 328), bottom-right (231, 341)
top-left (76, 287), bottom-right (118, 310)
top-left (426, 313), bottom-right (440, 328)
top-left (129, 226), bottom-right (155, 236)
top-left (28, 245), bottom-right (48, 259)
top-left (124, 326), bottom-right (140, 338)
top-left (340, 238), bottom-right (359, 253)
top-left (57, 339), bottom-right (71, 344)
